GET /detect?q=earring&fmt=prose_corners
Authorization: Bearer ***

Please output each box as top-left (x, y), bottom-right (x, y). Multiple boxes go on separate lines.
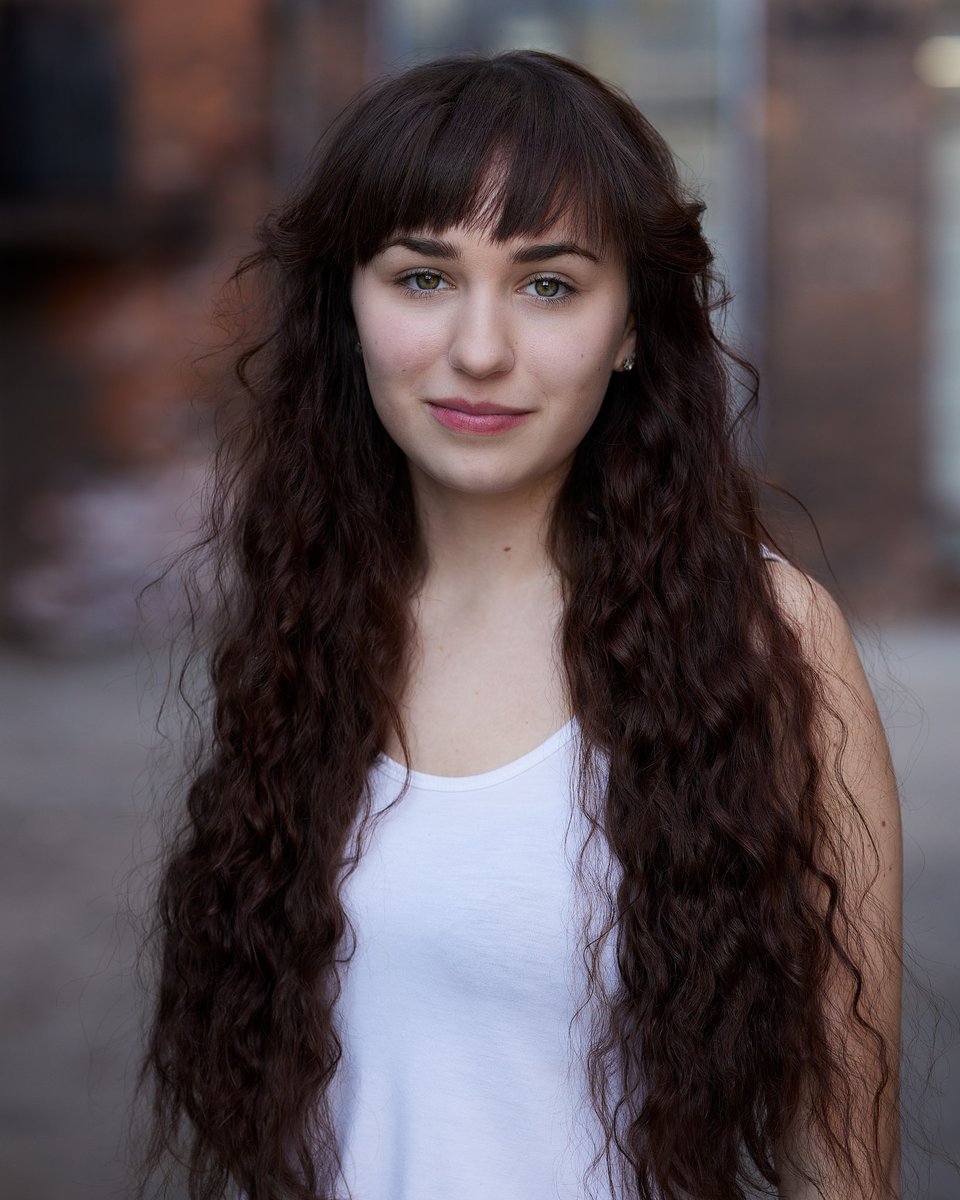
top-left (355, 340), bottom-right (362, 353)
top-left (621, 353), bottom-right (636, 372)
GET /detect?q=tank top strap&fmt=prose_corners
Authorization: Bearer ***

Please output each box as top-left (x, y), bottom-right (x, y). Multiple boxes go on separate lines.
top-left (758, 542), bottom-right (788, 564)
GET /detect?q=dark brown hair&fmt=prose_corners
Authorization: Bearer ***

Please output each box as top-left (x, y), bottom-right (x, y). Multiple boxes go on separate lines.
top-left (136, 49), bottom-right (903, 1200)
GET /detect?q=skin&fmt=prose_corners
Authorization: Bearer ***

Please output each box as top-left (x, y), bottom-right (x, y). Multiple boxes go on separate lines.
top-left (350, 219), bottom-right (636, 594)
top-left (350, 222), bottom-right (636, 480)
top-left (349, 219), bottom-right (637, 775)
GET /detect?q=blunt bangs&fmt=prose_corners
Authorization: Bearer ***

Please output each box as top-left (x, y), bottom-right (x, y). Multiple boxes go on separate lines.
top-left (323, 52), bottom-right (642, 268)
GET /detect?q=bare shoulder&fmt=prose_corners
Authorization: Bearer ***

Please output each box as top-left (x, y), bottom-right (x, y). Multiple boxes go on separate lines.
top-left (761, 560), bottom-right (877, 714)
top-left (762, 558), bottom-right (901, 867)
top-left (761, 559), bottom-right (848, 662)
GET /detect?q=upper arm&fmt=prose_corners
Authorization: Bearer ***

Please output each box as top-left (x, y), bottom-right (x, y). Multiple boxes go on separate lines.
top-left (764, 562), bottom-right (903, 1199)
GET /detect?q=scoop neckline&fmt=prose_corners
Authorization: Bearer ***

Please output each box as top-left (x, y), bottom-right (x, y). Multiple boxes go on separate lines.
top-left (372, 715), bottom-right (579, 792)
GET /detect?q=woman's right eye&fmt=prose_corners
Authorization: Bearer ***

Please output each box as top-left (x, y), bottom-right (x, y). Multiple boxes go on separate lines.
top-left (398, 269), bottom-right (446, 293)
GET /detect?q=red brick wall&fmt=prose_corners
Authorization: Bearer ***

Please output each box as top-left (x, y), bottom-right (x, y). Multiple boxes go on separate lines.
top-left (763, 0), bottom-right (936, 613)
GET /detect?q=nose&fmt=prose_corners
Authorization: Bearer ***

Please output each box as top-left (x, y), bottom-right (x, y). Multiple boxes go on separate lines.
top-left (447, 292), bottom-right (515, 379)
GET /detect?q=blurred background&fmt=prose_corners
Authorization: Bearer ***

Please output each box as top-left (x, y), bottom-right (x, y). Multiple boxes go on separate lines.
top-left (1, 0), bottom-right (959, 1196)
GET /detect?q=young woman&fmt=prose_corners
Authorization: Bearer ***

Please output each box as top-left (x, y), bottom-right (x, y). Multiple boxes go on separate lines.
top-left (138, 50), bottom-right (903, 1200)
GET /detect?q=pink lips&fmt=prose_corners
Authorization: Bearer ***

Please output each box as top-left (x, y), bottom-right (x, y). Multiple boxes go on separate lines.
top-left (426, 399), bottom-right (532, 435)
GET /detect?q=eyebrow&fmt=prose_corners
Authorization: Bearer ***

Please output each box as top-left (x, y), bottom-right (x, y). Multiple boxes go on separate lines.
top-left (514, 241), bottom-right (601, 265)
top-left (382, 235), bottom-right (601, 265)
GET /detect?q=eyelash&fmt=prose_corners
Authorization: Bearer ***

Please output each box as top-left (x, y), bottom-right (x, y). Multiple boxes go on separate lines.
top-left (394, 269), bottom-right (577, 306)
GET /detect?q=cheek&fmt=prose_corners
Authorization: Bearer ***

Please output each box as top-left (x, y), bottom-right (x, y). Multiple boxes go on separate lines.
top-left (528, 313), bottom-right (620, 394)
top-left (361, 308), bottom-right (441, 384)
top-left (356, 308), bottom-right (443, 448)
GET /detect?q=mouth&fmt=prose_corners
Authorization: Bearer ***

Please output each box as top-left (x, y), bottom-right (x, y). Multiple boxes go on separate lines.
top-left (427, 398), bottom-right (533, 416)
top-left (425, 401), bottom-right (533, 436)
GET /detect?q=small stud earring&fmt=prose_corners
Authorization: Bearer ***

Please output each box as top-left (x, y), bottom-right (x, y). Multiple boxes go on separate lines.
top-left (355, 340), bottom-right (362, 353)
top-left (621, 354), bottom-right (636, 372)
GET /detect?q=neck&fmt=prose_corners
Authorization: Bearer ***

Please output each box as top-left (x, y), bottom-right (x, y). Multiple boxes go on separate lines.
top-left (410, 463), bottom-right (566, 607)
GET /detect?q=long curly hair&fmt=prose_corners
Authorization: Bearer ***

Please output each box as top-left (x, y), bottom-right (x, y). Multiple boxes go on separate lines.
top-left (136, 50), bottom-right (901, 1200)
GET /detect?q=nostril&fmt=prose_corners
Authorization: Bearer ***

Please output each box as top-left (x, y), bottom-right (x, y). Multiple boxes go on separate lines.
top-left (448, 332), bottom-right (516, 378)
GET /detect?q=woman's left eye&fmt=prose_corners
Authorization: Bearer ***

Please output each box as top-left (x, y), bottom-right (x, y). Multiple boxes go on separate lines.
top-left (526, 276), bottom-right (572, 301)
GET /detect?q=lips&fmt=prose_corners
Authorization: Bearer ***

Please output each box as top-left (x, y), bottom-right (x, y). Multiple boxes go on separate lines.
top-left (428, 398), bottom-right (532, 415)
top-left (426, 402), bottom-right (532, 435)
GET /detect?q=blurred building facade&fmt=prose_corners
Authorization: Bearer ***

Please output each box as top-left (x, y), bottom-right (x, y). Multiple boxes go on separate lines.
top-left (1, 0), bottom-right (957, 647)
top-left (0, 0), bottom-right (273, 643)
top-left (765, 0), bottom-right (934, 606)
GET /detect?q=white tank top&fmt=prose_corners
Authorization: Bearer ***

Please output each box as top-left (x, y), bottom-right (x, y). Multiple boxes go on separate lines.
top-left (330, 717), bottom-right (623, 1200)
top-left (325, 542), bottom-right (786, 1200)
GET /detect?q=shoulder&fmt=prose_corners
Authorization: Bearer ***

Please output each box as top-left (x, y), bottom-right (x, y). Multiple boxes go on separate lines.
top-left (760, 556), bottom-right (833, 627)
top-left (762, 557), bottom-right (901, 882)
top-left (761, 559), bottom-right (899, 834)
top-left (761, 558), bottom-right (855, 678)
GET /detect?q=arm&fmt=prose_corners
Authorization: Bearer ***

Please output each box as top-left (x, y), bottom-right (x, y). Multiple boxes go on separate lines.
top-left (766, 563), bottom-right (903, 1200)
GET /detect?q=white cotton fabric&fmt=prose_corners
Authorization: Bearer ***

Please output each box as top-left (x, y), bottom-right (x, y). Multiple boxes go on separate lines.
top-left (326, 542), bottom-right (787, 1200)
top-left (328, 716), bottom-right (625, 1200)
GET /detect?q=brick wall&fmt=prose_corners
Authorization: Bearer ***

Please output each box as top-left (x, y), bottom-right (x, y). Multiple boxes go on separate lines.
top-left (763, 0), bottom-right (936, 613)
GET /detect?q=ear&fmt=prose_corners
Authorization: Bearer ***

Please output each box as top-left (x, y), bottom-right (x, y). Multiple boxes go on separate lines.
top-left (614, 322), bottom-right (637, 371)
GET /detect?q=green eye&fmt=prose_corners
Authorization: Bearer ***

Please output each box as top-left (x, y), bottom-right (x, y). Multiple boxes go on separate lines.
top-left (413, 270), bottom-right (442, 290)
top-left (533, 277), bottom-right (561, 298)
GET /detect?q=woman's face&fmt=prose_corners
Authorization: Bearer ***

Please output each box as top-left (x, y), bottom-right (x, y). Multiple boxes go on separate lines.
top-left (350, 219), bottom-right (636, 500)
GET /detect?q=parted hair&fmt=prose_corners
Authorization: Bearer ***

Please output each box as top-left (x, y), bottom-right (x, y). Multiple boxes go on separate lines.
top-left (136, 49), bottom-right (900, 1200)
